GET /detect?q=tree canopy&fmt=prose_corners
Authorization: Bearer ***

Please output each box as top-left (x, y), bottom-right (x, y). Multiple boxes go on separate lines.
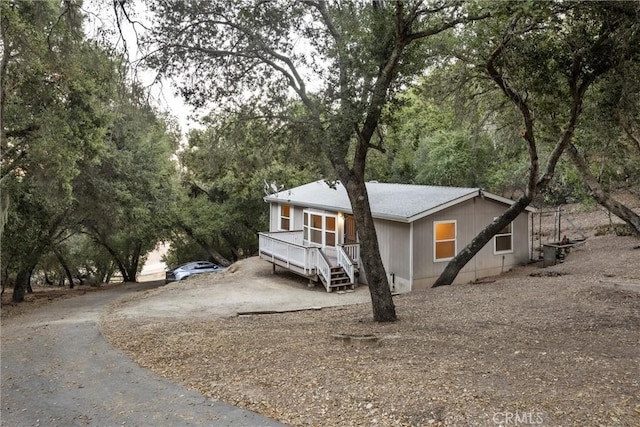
top-left (2, 0), bottom-right (638, 314)
top-left (1, 0), bottom-right (180, 301)
top-left (137, 0), bottom-right (492, 321)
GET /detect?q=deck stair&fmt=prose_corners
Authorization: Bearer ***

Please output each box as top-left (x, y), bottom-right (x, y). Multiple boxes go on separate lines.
top-left (258, 232), bottom-right (360, 292)
top-left (320, 265), bottom-right (356, 292)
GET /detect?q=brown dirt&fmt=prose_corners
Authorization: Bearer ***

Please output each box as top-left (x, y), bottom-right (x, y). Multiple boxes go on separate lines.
top-left (5, 200), bottom-right (640, 426)
top-left (98, 202), bottom-right (640, 427)
top-left (0, 282), bottom-right (122, 318)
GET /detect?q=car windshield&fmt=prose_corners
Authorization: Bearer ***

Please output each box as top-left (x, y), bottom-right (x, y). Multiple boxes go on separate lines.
top-left (174, 262), bottom-right (217, 270)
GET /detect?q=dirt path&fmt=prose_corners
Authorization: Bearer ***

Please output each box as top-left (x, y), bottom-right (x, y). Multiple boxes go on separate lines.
top-left (0, 281), bottom-right (284, 427)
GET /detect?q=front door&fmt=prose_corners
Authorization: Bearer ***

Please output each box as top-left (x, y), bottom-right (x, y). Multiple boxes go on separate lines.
top-left (344, 214), bottom-right (357, 244)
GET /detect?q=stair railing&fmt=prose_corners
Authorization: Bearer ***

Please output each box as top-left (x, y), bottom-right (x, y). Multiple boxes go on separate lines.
top-left (316, 250), bottom-right (332, 292)
top-left (336, 245), bottom-right (356, 285)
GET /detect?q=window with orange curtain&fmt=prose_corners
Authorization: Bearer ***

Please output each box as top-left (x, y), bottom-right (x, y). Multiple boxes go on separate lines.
top-left (280, 204), bottom-right (291, 230)
top-left (434, 220), bottom-right (456, 261)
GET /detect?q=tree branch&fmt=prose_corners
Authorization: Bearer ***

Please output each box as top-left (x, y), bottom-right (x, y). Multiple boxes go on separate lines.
top-left (485, 15), bottom-right (538, 197)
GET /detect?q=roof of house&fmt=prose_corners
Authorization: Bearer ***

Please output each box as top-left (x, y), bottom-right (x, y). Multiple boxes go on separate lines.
top-left (265, 180), bottom-right (535, 223)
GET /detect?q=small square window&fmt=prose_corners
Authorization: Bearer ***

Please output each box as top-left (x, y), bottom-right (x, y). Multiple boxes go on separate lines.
top-left (280, 204), bottom-right (291, 230)
top-left (494, 218), bottom-right (513, 254)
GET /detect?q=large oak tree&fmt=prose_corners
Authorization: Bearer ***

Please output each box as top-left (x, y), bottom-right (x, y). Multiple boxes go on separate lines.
top-left (433, 1), bottom-right (640, 286)
top-left (138, 0), bottom-right (489, 321)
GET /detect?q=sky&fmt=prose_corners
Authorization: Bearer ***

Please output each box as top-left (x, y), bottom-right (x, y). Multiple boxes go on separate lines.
top-left (82, 0), bottom-right (199, 137)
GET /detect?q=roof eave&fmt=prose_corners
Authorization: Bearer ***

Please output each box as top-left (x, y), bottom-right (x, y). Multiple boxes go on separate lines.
top-left (481, 192), bottom-right (538, 213)
top-left (407, 191), bottom-right (479, 223)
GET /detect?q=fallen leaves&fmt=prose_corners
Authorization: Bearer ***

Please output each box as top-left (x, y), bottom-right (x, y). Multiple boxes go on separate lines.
top-left (100, 235), bottom-right (640, 427)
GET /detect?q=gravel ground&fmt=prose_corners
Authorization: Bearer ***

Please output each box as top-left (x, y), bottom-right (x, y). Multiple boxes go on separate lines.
top-left (100, 231), bottom-right (640, 427)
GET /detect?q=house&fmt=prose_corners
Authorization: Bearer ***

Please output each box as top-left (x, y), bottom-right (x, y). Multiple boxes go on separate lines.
top-left (258, 180), bottom-right (535, 293)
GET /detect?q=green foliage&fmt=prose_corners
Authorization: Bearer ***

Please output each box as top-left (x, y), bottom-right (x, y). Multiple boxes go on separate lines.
top-left (1, 0), bottom-right (107, 290)
top-left (413, 130), bottom-right (492, 187)
top-left (170, 110), bottom-right (321, 263)
top-left (77, 88), bottom-right (180, 281)
top-left (1, 1), bottom-right (182, 291)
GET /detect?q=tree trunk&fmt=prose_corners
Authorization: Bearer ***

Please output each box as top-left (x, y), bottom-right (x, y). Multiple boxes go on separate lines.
top-left (180, 223), bottom-right (231, 266)
top-left (221, 231), bottom-right (241, 262)
top-left (44, 272), bottom-right (55, 286)
top-left (55, 250), bottom-right (75, 289)
top-left (1, 264), bottom-right (9, 295)
top-left (344, 177), bottom-right (397, 322)
top-left (124, 242), bottom-right (142, 283)
top-left (125, 263), bottom-right (138, 283)
top-left (114, 258), bottom-right (130, 281)
top-left (567, 143), bottom-right (640, 235)
top-left (98, 242), bottom-right (131, 281)
top-left (12, 269), bottom-right (30, 303)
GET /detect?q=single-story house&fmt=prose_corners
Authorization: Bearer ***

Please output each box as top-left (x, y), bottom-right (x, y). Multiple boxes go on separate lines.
top-left (258, 180), bottom-right (535, 293)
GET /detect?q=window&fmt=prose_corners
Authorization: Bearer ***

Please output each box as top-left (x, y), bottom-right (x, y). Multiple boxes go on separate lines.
top-left (303, 211), bottom-right (337, 247)
top-left (434, 220), bottom-right (456, 262)
top-left (325, 216), bottom-right (336, 246)
top-left (494, 220), bottom-right (513, 254)
top-left (280, 204), bottom-right (291, 230)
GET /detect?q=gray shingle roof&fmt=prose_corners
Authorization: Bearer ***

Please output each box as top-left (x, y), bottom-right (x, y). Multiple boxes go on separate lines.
top-left (265, 180), bottom-right (484, 222)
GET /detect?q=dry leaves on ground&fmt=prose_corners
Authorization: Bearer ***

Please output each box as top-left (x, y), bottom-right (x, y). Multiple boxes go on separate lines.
top-left (101, 234), bottom-right (640, 427)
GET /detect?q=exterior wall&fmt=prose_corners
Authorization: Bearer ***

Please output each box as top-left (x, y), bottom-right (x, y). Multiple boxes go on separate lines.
top-left (269, 202), bottom-right (345, 245)
top-left (411, 199), bottom-right (477, 287)
top-left (269, 197), bottom-right (532, 293)
top-left (291, 205), bottom-right (304, 230)
top-left (411, 197), bottom-right (531, 290)
top-left (373, 218), bottom-right (412, 293)
top-left (472, 198), bottom-right (530, 273)
top-left (269, 203), bottom-right (279, 232)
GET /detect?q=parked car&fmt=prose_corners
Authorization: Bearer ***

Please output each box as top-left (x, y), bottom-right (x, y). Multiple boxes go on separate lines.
top-left (165, 261), bottom-right (224, 283)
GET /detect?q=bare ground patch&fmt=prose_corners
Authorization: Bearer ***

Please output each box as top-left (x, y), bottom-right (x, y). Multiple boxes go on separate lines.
top-left (101, 234), bottom-right (640, 427)
top-left (1, 283), bottom-right (121, 319)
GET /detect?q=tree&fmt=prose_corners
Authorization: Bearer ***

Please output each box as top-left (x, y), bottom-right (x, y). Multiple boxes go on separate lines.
top-left (1, 1), bottom-right (180, 299)
top-left (138, 0), bottom-right (489, 321)
top-left (77, 86), bottom-right (180, 282)
top-left (561, 63), bottom-right (640, 234)
top-left (1, 0), bottom-right (113, 301)
top-left (433, 2), bottom-right (640, 287)
top-left (170, 108), bottom-right (322, 266)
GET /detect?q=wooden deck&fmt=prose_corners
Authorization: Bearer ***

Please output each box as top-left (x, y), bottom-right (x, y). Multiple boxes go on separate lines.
top-left (258, 231), bottom-right (360, 292)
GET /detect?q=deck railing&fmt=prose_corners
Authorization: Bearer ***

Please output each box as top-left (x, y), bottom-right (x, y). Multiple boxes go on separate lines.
top-left (258, 231), bottom-right (316, 275)
top-left (259, 231), bottom-right (360, 291)
top-left (340, 243), bottom-right (360, 264)
top-left (316, 250), bottom-right (332, 291)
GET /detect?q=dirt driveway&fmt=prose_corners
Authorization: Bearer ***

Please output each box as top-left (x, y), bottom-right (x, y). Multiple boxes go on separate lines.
top-left (101, 236), bottom-right (640, 427)
top-left (109, 259), bottom-right (371, 320)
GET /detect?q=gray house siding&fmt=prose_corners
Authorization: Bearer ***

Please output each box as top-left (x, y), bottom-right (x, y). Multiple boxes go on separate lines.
top-left (269, 203), bottom-right (279, 231)
top-left (374, 218), bottom-right (411, 293)
top-left (412, 199), bottom-right (477, 289)
top-left (292, 205), bottom-right (304, 231)
top-left (411, 197), bottom-right (530, 290)
top-left (472, 198), bottom-right (530, 273)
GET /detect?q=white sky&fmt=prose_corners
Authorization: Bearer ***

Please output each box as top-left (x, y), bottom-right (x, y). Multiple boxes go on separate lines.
top-left (82, 0), bottom-right (200, 137)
